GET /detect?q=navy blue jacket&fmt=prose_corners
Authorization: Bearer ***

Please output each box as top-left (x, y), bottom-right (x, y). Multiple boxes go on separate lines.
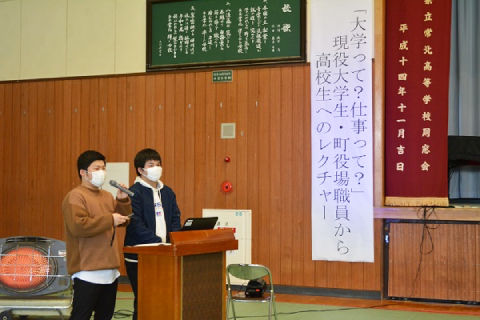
top-left (124, 181), bottom-right (181, 260)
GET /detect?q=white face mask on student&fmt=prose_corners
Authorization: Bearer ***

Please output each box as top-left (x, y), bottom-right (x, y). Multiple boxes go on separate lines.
top-left (88, 170), bottom-right (106, 188)
top-left (142, 166), bottom-right (162, 182)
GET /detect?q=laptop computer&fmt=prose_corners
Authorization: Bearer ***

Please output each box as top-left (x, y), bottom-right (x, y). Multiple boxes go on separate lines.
top-left (180, 217), bottom-right (218, 231)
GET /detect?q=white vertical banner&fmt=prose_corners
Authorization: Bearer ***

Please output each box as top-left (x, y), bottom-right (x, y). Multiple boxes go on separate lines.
top-left (311, 0), bottom-right (374, 262)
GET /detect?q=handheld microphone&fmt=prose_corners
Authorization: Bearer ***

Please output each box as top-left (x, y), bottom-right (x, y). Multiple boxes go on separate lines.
top-left (109, 180), bottom-right (135, 197)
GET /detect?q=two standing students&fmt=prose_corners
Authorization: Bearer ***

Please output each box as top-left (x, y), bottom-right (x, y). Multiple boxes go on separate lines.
top-left (62, 148), bottom-right (181, 320)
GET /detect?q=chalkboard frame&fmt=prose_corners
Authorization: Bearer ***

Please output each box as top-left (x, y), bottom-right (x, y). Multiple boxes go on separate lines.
top-left (146, 0), bottom-right (306, 71)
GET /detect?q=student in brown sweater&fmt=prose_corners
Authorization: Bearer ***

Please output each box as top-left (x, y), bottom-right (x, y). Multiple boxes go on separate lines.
top-left (62, 150), bottom-right (132, 320)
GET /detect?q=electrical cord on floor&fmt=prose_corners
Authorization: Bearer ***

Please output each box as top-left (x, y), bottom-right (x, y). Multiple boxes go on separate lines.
top-left (226, 302), bottom-right (404, 319)
top-left (113, 309), bottom-right (133, 318)
top-left (408, 206), bottom-right (439, 298)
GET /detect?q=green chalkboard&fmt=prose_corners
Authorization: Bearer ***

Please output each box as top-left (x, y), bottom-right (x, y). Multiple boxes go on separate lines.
top-left (147, 0), bottom-right (306, 70)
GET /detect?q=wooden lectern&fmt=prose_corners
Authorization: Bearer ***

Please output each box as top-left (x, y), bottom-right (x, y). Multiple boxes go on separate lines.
top-left (123, 229), bottom-right (238, 320)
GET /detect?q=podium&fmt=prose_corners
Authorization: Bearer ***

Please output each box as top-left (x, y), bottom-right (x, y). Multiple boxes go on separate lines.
top-left (123, 229), bottom-right (238, 320)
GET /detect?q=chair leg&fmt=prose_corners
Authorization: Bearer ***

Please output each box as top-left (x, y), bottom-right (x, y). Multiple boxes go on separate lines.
top-left (268, 300), bottom-right (272, 319)
top-left (272, 296), bottom-right (278, 320)
top-left (226, 296), bottom-right (230, 320)
top-left (226, 293), bottom-right (237, 320)
top-left (230, 300), bottom-right (237, 320)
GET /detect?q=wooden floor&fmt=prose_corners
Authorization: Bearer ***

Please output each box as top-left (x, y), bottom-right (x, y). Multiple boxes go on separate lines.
top-left (118, 284), bottom-right (480, 317)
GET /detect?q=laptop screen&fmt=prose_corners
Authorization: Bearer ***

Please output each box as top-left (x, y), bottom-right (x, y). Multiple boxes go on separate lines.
top-left (180, 217), bottom-right (218, 231)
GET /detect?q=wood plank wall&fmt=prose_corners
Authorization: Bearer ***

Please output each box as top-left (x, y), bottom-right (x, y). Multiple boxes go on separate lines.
top-left (0, 65), bottom-right (382, 291)
top-left (388, 222), bottom-right (480, 302)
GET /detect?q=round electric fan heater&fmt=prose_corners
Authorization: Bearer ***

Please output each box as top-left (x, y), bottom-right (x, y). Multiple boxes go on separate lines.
top-left (0, 237), bottom-right (71, 319)
top-left (0, 246), bottom-right (55, 294)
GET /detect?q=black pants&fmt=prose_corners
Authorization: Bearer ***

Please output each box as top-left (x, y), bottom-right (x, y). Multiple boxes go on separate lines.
top-left (125, 261), bottom-right (138, 320)
top-left (70, 278), bottom-right (118, 320)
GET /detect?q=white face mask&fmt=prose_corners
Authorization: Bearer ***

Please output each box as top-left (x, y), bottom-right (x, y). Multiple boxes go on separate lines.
top-left (88, 170), bottom-right (106, 188)
top-left (142, 166), bottom-right (162, 182)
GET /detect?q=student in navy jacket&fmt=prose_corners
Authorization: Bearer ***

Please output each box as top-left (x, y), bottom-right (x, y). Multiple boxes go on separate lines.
top-left (124, 148), bottom-right (181, 320)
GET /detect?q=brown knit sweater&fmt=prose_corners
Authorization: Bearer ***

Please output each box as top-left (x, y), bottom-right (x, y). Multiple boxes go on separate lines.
top-left (62, 185), bottom-right (132, 275)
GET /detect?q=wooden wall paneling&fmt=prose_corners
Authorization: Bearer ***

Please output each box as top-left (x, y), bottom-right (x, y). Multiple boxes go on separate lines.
top-left (80, 80), bottom-right (91, 152)
top-left (43, 81), bottom-right (56, 238)
top-left (447, 224), bottom-right (458, 300)
top-left (256, 68), bottom-right (271, 266)
top-left (106, 77), bottom-right (118, 161)
top-left (11, 83), bottom-right (21, 236)
top-left (22, 82), bottom-right (34, 236)
top-left (389, 223), bottom-right (406, 297)
top-left (164, 74), bottom-right (176, 189)
top-left (351, 264), bottom-right (366, 290)
top-left (23, 82), bottom-right (33, 234)
top-left (268, 68), bottom-right (282, 280)
top-left (134, 75), bottom-right (146, 164)
top-left (153, 74), bottom-right (166, 166)
top-left (54, 80), bottom-right (66, 241)
top-left (416, 224), bottom-right (425, 298)
top-left (0, 63), bottom-right (398, 292)
top-left (406, 224), bottom-right (419, 297)
top-left (70, 80), bottom-right (82, 186)
top-left (455, 224), bottom-right (467, 300)
top-left (225, 75), bottom-right (237, 209)
top-left (61, 80), bottom-right (73, 214)
top-left (371, 219), bottom-right (383, 290)
top-left (458, 225), bottom-right (469, 301)
top-left (338, 261), bottom-right (353, 290)
top-left (462, 224), bottom-right (475, 301)
top-left (291, 66), bottom-right (306, 286)
top-left (467, 224), bottom-right (476, 301)
top-left (125, 76), bottom-right (137, 173)
top-left (214, 81), bottom-right (226, 209)
top-left (326, 262), bottom-right (340, 289)
top-left (420, 223), bottom-right (434, 299)
top-left (387, 222), bottom-right (480, 301)
top-left (144, 75), bottom-right (156, 149)
top-left (362, 219), bottom-right (384, 291)
top-left (361, 222), bottom-right (377, 291)
top-left (116, 77), bottom-right (127, 161)
top-left (387, 223), bottom-right (396, 296)
top-left (98, 78), bottom-right (109, 155)
top-left (412, 223), bottom-right (424, 297)
top-left (280, 67), bottom-right (293, 285)
top-left (476, 225), bottom-right (480, 302)
top-left (174, 74), bottom-right (186, 212)
top-left (2, 84), bottom-right (15, 237)
top-left (234, 70), bottom-right (248, 209)
top-left (433, 223), bottom-right (448, 300)
top-left (387, 222), bottom-right (394, 296)
top-left (302, 66), bottom-right (315, 287)
top-left (246, 69), bottom-right (259, 263)
top-left (88, 79), bottom-right (100, 151)
top-left (193, 72), bottom-right (206, 217)
top-left (459, 225), bottom-right (468, 300)
top-left (399, 223), bottom-right (411, 297)
top-left (362, 225), bottom-right (377, 291)
top-left (204, 74), bottom-right (216, 210)
top-left (450, 224), bottom-right (473, 301)
top-left (184, 73), bottom-right (196, 216)
top-left (401, 223), bottom-right (410, 296)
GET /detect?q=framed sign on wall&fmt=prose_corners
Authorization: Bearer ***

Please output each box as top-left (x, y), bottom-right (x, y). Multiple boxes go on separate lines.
top-left (147, 0), bottom-right (306, 71)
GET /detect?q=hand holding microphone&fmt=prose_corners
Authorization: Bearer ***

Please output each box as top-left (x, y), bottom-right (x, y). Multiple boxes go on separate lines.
top-left (109, 180), bottom-right (135, 197)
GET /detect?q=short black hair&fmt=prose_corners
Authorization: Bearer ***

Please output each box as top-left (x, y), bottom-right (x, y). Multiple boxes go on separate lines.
top-left (77, 150), bottom-right (106, 178)
top-left (134, 148), bottom-right (162, 176)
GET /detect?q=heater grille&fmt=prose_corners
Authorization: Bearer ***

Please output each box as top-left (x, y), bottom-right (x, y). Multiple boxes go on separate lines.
top-left (0, 237), bottom-right (69, 296)
top-left (0, 246), bottom-right (55, 294)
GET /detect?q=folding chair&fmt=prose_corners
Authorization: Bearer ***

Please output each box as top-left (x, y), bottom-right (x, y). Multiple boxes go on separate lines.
top-left (226, 264), bottom-right (277, 320)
